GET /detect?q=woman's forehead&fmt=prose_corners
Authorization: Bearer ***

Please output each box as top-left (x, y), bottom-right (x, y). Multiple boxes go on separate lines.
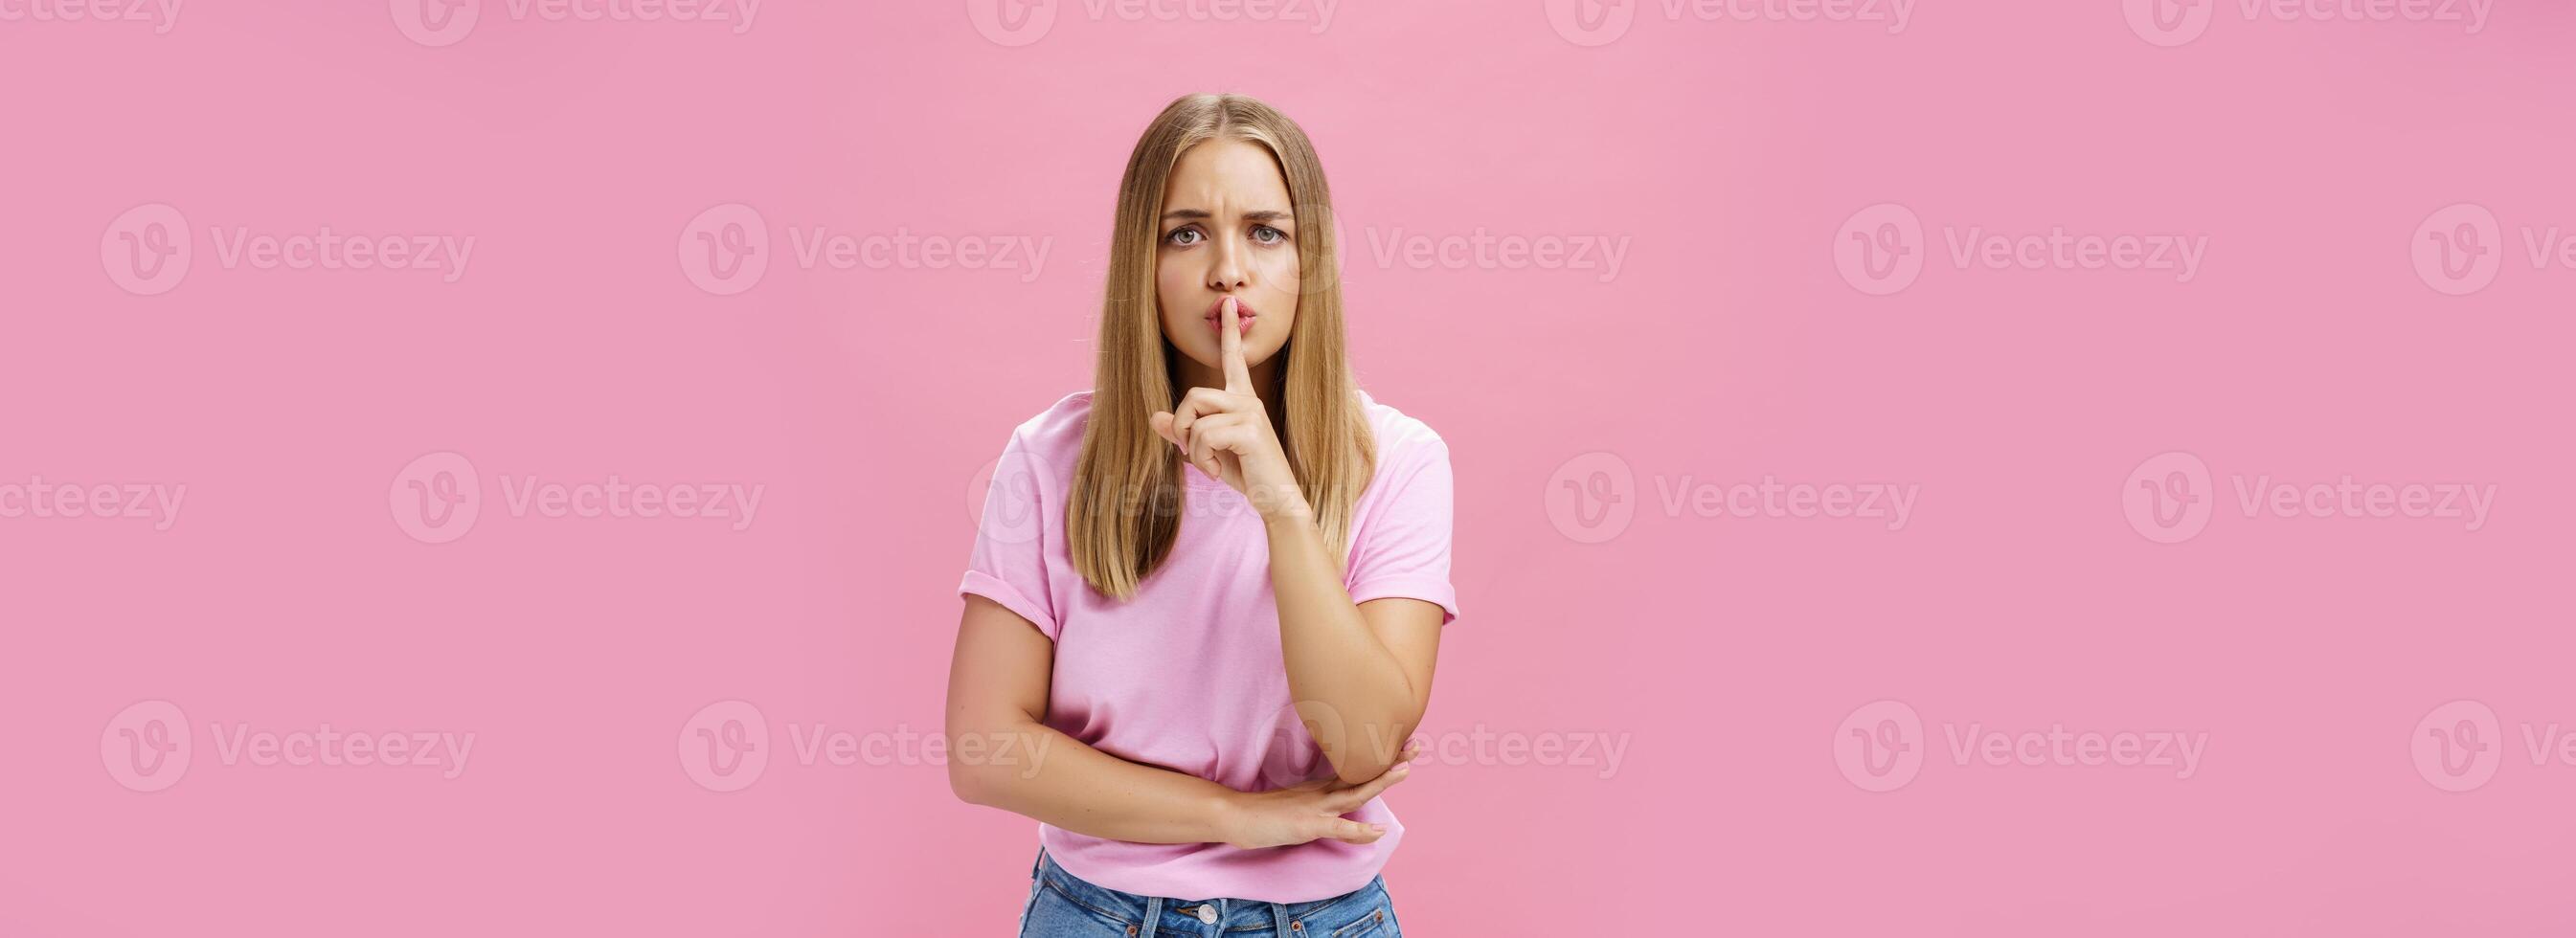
top-left (1163, 140), bottom-right (1291, 211)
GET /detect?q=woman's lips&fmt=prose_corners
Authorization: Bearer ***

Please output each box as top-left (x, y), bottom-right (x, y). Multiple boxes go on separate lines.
top-left (1205, 298), bottom-right (1255, 336)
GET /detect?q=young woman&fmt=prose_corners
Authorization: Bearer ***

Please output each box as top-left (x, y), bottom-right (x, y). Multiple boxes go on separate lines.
top-left (947, 94), bottom-right (1457, 937)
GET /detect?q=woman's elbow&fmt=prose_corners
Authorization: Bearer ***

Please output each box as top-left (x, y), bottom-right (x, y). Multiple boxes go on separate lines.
top-left (1323, 719), bottom-right (1420, 785)
top-left (949, 757), bottom-right (989, 806)
top-left (946, 726), bottom-right (1008, 806)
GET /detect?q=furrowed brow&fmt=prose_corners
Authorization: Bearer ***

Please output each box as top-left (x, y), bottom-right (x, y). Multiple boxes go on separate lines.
top-left (1158, 209), bottom-right (1294, 223)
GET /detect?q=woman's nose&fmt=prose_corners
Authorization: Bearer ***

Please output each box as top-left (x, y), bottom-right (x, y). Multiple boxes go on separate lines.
top-left (1206, 240), bottom-right (1248, 290)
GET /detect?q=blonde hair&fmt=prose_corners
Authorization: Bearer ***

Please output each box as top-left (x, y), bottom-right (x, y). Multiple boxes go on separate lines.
top-left (1069, 93), bottom-right (1376, 600)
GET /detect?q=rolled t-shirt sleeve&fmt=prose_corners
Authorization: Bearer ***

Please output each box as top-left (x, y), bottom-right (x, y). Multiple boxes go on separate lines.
top-left (959, 431), bottom-right (1061, 640)
top-left (1345, 436), bottom-right (1459, 626)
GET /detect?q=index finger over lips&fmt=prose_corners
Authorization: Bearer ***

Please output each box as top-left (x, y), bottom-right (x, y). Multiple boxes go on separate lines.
top-left (1219, 296), bottom-right (1253, 394)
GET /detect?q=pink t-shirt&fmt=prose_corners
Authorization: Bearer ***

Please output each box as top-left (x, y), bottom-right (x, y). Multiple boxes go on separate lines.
top-left (958, 388), bottom-right (1457, 904)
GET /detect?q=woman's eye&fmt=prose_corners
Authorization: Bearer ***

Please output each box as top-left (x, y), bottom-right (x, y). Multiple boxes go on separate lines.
top-left (1251, 225), bottom-right (1287, 245)
top-left (1165, 228), bottom-right (1204, 247)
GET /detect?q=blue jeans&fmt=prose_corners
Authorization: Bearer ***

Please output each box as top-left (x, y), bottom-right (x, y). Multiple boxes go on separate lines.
top-left (1016, 847), bottom-right (1403, 938)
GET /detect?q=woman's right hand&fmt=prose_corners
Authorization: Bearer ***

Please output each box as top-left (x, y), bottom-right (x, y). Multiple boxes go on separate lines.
top-left (1217, 741), bottom-right (1423, 849)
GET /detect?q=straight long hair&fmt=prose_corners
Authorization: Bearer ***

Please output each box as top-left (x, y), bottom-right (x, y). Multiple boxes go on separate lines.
top-left (1069, 94), bottom-right (1375, 600)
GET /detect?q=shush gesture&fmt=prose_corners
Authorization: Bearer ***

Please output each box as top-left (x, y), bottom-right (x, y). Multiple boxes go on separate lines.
top-left (1151, 296), bottom-right (1308, 521)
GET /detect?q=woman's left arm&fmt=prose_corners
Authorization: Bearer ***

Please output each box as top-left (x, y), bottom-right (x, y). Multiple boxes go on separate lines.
top-left (1264, 507), bottom-right (1444, 784)
top-left (1152, 298), bottom-right (1445, 785)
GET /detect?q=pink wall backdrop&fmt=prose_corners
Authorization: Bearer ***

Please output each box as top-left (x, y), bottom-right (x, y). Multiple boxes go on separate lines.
top-left (6, 0), bottom-right (2573, 934)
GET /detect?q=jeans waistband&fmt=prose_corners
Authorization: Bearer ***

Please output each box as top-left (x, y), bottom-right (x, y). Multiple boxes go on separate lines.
top-left (1031, 846), bottom-right (1383, 933)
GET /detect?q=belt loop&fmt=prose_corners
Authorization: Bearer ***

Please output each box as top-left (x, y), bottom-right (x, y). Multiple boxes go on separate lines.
top-left (1271, 901), bottom-right (1294, 936)
top-left (1140, 895), bottom-right (1163, 937)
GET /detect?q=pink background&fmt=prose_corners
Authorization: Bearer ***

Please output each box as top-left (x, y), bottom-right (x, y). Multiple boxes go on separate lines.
top-left (7, 0), bottom-right (2574, 934)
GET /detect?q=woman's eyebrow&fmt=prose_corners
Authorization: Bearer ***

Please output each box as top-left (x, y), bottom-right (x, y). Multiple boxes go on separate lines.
top-left (1159, 209), bottom-right (1293, 222)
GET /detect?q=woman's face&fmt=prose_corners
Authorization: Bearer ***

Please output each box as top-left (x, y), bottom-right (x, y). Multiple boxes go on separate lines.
top-left (1156, 138), bottom-right (1299, 386)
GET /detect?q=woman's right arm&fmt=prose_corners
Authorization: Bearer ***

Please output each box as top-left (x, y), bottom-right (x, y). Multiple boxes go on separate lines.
top-left (944, 594), bottom-right (1413, 848)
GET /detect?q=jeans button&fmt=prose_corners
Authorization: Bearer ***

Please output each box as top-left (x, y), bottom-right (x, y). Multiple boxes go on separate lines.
top-left (1196, 904), bottom-right (1218, 925)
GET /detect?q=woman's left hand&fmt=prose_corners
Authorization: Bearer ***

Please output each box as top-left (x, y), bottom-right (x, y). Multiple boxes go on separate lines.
top-left (1151, 297), bottom-right (1310, 522)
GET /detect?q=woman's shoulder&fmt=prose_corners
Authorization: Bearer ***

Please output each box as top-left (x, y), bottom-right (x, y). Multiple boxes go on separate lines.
top-left (997, 390), bottom-right (1094, 465)
top-left (1355, 388), bottom-right (1448, 470)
